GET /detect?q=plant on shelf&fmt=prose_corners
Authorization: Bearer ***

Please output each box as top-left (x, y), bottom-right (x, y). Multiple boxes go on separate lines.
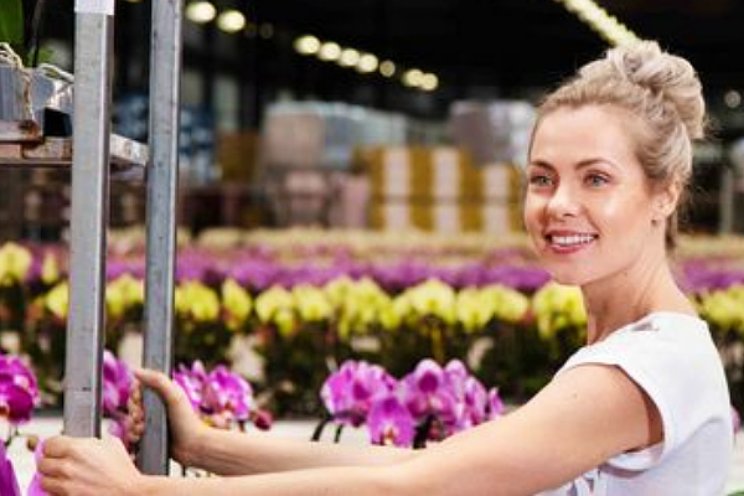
top-left (0, 0), bottom-right (50, 67)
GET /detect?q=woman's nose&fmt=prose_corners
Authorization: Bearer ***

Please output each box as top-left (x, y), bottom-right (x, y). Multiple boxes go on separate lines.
top-left (546, 183), bottom-right (581, 218)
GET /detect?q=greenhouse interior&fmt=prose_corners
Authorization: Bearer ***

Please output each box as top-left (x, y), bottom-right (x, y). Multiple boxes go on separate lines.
top-left (1, 0), bottom-right (744, 494)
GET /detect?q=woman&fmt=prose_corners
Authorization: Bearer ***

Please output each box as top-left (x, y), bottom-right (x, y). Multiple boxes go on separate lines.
top-left (38, 40), bottom-right (733, 495)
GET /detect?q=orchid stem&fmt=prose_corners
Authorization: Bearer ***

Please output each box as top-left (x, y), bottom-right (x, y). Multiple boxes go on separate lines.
top-left (311, 416), bottom-right (332, 442)
top-left (333, 423), bottom-right (344, 443)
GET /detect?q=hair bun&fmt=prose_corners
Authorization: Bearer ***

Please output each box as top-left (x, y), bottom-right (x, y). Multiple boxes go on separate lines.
top-left (607, 41), bottom-right (706, 139)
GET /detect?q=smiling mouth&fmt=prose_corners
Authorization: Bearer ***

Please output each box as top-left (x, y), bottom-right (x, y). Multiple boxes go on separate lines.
top-left (545, 233), bottom-right (599, 248)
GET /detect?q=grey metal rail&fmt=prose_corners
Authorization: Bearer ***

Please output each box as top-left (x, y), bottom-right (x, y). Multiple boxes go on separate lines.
top-left (139, 0), bottom-right (184, 475)
top-left (63, 10), bottom-right (113, 437)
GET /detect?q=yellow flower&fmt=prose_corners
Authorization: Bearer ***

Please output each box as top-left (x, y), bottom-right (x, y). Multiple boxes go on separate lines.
top-left (406, 278), bottom-right (456, 324)
top-left (176, 281), bottom-right (220, 322)
top-left (254, 286), bottom-right (294, 323)
top-left (0, 243), bottom-right (33, 286)
top-left (293, 284), bottom-right (332, 322)
top-left (698, 286), bottom-right (744, 335)
top-left (532, 282), bottom-right (586, 339)
top-left (391, 293), bottom-right (413, 328)
top-left (107, 274), bottom-right (144, 320)
top-left (274, 308), bottom-right (296, 337)
top-left (456, 287), bottom-right (494, 333)
top-left (221, 279), bottom-right (252, 331)
top-left (41, 251), bottom-right (60, 285)
top-left (45, 282), bottom-right (70, 320)
top-left (483, 284), bottom-right (530, 324)
top-left (377, 298), bottom-right (401, 331)
top-left (323, 276), bottom-right (355, 310)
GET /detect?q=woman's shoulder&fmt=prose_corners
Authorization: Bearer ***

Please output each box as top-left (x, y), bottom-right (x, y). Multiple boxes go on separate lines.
top-left (555, 311), bottom-right (731, 473)
top-left (581, 311), bottom-right (712, 356)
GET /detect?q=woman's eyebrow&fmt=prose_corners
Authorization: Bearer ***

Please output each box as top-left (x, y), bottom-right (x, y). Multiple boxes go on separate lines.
top-left (527, 160), bottom-right (554, 170)
top-left (528, 158), bottom-right (620, 171)
top-left (575, 158), bottom-right (621, 171)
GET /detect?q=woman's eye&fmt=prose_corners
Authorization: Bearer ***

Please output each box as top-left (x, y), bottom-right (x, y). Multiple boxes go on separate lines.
top-left (585, 173), bottom-right (609, 187)
top-left (529, 175), bottom-right (553, 187)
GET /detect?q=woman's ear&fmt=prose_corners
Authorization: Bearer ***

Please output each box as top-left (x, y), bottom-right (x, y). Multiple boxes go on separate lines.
top-left (653, 180), bottom-right (682, 220)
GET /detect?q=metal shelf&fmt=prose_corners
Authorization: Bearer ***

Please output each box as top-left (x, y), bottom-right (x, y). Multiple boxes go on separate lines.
top-left (0, 129), bottom-right (148, 175)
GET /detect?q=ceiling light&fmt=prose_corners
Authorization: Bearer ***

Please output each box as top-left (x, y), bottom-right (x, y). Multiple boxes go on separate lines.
top-left (403, 69), bottom-right (423, 87)
top-left (725, 90), bottom-right (742, 109)
top-left (553, 0), bottom-right (640, 46)
top-left (217, 9), bottom-right (246, 33)
top-left (379, 60), bottom-right (396, 77)
top-left (294, 35), bottom-right (320, 55)
top-left (356, 53), bottom-right (379, 73)
top-left (420, 73), bottom-right (439, 91)
top-left (318, 42), bottom-right (342, 61)
top-left (185, 1), bottom-right (216, 24)
top-left (339, 48), bottom-right (361, 67)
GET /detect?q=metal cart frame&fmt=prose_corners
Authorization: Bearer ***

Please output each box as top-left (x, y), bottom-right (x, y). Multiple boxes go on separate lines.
top-left (0, 0), bottom-right (183, 475)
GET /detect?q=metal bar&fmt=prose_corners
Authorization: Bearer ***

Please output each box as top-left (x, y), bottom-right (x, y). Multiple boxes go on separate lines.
top-left (63, 12), bottom-right (113, 437)
top-left (138, 0), bottom-right (183, 475)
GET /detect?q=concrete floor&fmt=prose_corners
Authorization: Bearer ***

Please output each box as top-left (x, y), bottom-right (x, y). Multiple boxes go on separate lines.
top-left (6, 417), bottom-right (744, 494)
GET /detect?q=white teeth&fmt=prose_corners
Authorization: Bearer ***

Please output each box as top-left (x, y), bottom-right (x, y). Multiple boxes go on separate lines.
top-left (551, 234), bottom-right (596, 246)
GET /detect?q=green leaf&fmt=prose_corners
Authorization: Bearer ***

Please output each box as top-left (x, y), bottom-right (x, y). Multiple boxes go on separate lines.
top-left (0, 0), bottom-right (24, 45)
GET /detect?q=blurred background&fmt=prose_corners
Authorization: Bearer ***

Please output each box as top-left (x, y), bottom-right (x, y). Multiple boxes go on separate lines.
top-left (1, 0), bottom-right (743, 239)
top-left (1, 0), bottom-right (744, 422)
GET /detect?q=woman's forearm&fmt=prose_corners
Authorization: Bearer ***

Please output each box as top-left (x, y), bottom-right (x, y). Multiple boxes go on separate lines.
top-left (140, 465), bottom-right (403, 496)
top-left (191, 427), bottom-right (420, 476)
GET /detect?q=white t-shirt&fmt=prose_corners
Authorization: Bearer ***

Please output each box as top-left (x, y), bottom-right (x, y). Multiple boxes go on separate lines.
top-left (540, 311), bottom-right (733, 496)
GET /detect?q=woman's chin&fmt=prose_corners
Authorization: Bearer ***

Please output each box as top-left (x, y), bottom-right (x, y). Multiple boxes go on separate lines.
top-left (547, 269), bottom-right (590, 287)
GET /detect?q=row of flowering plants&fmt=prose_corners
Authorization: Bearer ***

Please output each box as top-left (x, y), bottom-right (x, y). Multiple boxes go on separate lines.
top-left (2, 240), bottom-right (744, 415)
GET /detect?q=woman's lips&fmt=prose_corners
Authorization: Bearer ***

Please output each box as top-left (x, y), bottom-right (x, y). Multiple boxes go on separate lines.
top-left (543, 232), bottom-right (599, 254)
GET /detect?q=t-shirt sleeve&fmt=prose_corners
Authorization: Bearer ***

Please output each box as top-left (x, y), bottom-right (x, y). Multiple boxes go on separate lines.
top-left (554, 330), bottom-right (686, 471)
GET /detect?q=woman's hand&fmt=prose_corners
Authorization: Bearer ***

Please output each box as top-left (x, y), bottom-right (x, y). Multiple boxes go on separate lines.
top-left (38, 435), bottom-right (146, 496)
top-left (130, 368), bottom-right (211, 467)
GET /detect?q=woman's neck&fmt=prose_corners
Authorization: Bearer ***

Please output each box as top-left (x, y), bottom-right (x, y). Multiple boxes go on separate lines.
top-left (580, 250), bottom-right (694, 345)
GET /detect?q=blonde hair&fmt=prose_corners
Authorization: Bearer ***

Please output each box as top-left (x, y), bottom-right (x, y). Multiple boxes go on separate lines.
top-left (535, 41), bottom-right (706, 249)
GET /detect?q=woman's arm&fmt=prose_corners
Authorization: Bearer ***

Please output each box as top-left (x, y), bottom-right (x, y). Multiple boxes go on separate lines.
top-left (40, 363), bottom-right (661, 496)
top-left (192, 424), bottom-right (419, 475)
top-left (133, 369), bottom-right (419, 476)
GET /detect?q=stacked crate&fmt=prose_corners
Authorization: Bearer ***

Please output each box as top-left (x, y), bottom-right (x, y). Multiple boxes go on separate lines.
top-left (359, 146), bottom-right (522, 234)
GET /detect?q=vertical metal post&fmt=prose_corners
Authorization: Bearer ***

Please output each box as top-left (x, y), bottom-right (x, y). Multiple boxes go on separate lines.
top-left (139, 0), bottom-right (183, 475)
top-left (63, 11), bottom-right (113, 436)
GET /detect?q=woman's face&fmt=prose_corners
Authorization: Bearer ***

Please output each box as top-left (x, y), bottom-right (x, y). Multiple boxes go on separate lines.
top-left (524, 105), bottom-right (665, 286)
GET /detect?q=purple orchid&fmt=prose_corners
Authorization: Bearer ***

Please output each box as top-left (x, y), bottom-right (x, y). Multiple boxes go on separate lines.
top-left (487, 387), bottom-right (505, 419)
top-left (102, 351), bottom-right (132, 417)
top-left (101, 351), bottom-right (134, 445)
top-left (173, 361), bottom-right (207, 410)
top-left (367, 393), bottom-right (415, 447)
top-left (320, 360), bottom-right (397, 427)
top-left (174, 362), bottom-right (259, 430)
top-left (27, 439), bottom-right (48, 496)
top-left (322, 359), bottom-right (502, 447)
top-left (0, 442), bottom-right (20, 496)
top-left (0, 355), bottom-right (39, 425)
top-left (202, 365), bottom-right (254, 422)
top-left (400, 359), bottom-right (458, 426)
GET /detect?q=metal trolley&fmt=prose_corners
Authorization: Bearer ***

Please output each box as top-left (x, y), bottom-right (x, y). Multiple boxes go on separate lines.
top-left (0, 0), bottom-right (184, 475)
